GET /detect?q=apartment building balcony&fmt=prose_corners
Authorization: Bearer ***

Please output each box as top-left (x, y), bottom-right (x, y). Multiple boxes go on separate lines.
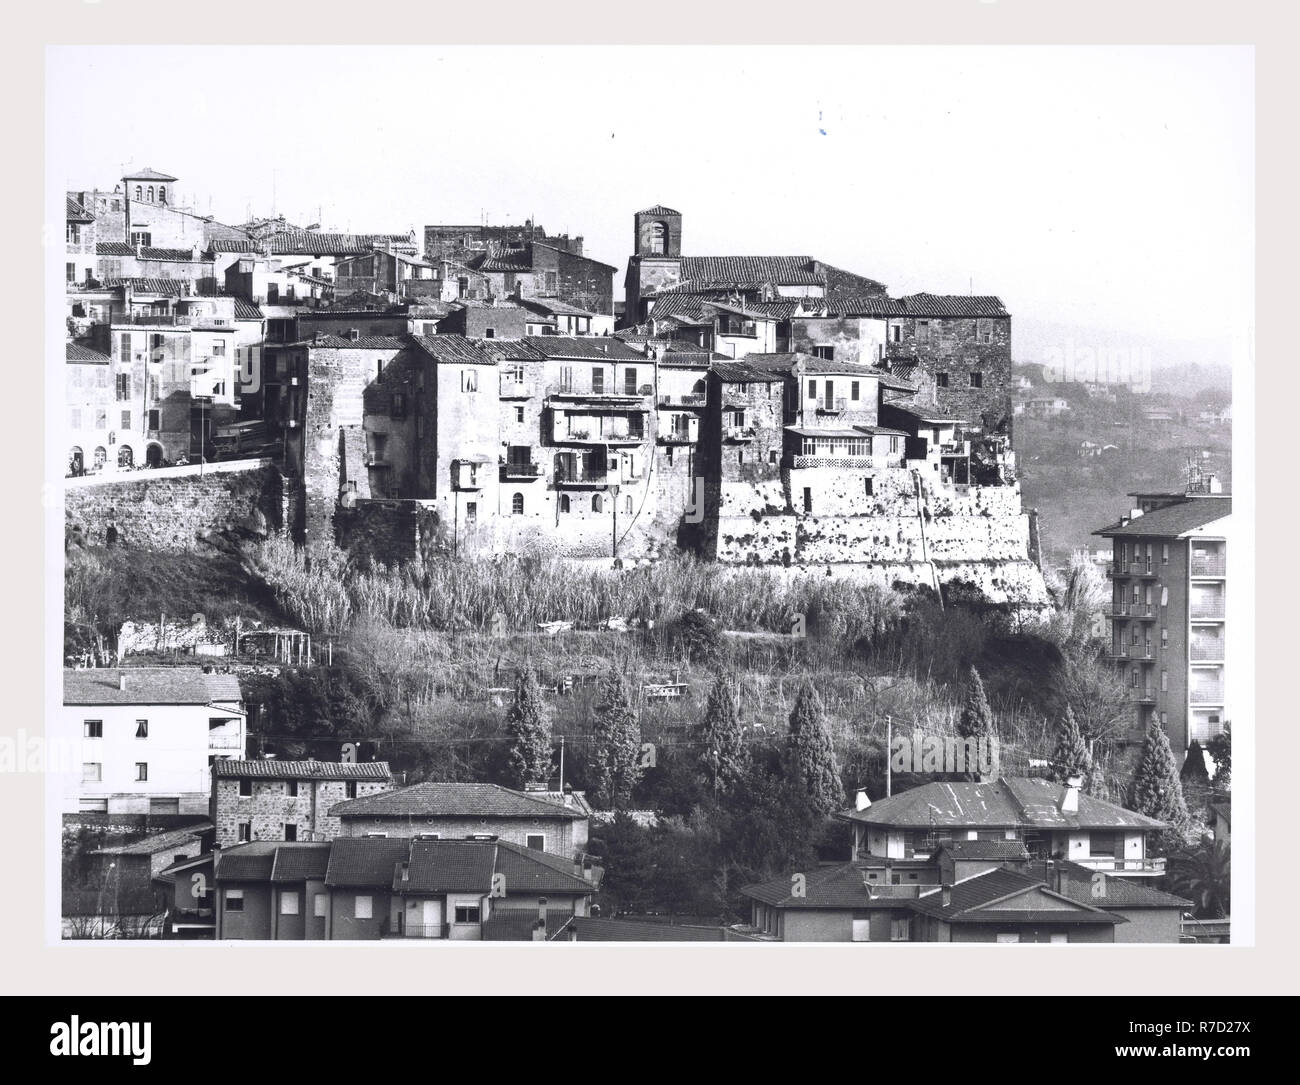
top-left (815, 397), bottom-right (849, 415)
top-left (553, 466), bottom-right (612, 487)
top-left (1190, 601), bottom-right (1226, 620)
top-left (939, 441), bottom-right (971, 457)
top-left (499, 378), bottom-right (533, 399)
top-left (208, 733), bottom-right (245, 752)
top-left (548, 390), bottom-right (650, 410)
top-left (659, 393), bottom-right (708, 410)
top-left (1112, 644), bottom-right (1155, 661)
top-left (723, 426), bottom-right (757, 443)
top-left (1108, 602), bottom-right (1155, 618)
top-left (1071, 857), bottom-right (1167, 876)
top-left (553, 424), bottom-right (646, 446)
top-left (1131, 688), bottom-right (1157, 704)
top-left (1190, 684), bottom-right (1225, 706)
top-left (789, 453), bottom-right (874, 469)
top-left (501, 461), bottom-right (543, 480)
top-left (1190, 555), bottom-right (1227, 577)
top-left (1190, 642), bottom-right (1225, 662)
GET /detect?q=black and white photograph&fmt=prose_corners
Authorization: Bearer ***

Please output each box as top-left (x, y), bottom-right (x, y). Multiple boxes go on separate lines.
top-left (46, 40), bottom-right (1251, 956)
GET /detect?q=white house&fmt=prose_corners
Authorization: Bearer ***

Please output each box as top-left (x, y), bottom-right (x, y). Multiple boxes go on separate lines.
top-left (61, 668), bottom-right (245, 815)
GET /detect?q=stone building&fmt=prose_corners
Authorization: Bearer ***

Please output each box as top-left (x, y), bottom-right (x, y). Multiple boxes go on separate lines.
top-left (210, 759), bottom-right (393, 847)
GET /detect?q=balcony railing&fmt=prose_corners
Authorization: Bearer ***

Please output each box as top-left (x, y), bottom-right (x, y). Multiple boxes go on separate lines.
top-left (1190, 601), bottom-right (1226, 620)
top-left (499, 379), bottom-right (532, 399)
top-left (1190, 555), bottom-right (1227, 577)
top-left (815, 397), bottom-right (848, 414)
top-left (1112, 644), bottom-right (1155, 660)
top-left (939, 441), bottom-right (970, 456)
top-left (1190, 642), bottom-right (1225, 662)
top-left (791, 454), bottom-right (874, 469)
top-left (724, 426), bottom-right (757, 442)
top-left (208, 734), bottom-right (244, 751)
top-left (659, 393), bottom-right (708, 409)
top-left (1109, 602), bottom-right (1155, 618)
top-left (501, 461), bottom-right (543, 479)
top-left (1190, 685), bottom-right (1225, 705)
top-left (1072, 857), bottom-right (1167, 874)
top-left (1131, 688), bottom-right (1157, 704)
top-left (397, 923), bottom-right (449, 939)
top-left (553, 467), bottom-right (610, 486)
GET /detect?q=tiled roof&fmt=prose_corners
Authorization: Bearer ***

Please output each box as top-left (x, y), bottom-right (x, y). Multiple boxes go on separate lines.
top-left (520, 297), bottom-right (596, 318)
top-left (208, 239), bottom-right (259, 253)
top-left (712, 361), bottom-right (785, 383)
top-left (677, 256), bottom-right (824, 287)
top-left (492, 840), bottom-right (592, 893)
top-left (213, 759), bottom-right (391, 781)
top-left (506, 336), bottom-right (645, 362)
top-left (101, 277), bottom-right (189, 296)
top-left (269, 843), bottom-right (333, 883)
top-left (324, 837), bottom-right (415, 888)
top-left (410, 334), bottom-right (498, 365)
top-left (907, 868), bottom-right (1104, 921)
top-left (329, 781), bottom-right (582, 820)
top-left (937, 840), bottom-right (1032, 861)
top-left (90, 824), bottom-right (211, 857)
top-left (899, 293), bottom-right (1009, 318)
top-left (555, 916), bottom-right (726, 942)
top-left (397, 840), bottom-right (496, 893)
top-left (1032, 861), bottom-right (1194, 909)
top-left (66, 342), bottom-right (111, 364)
top-left (64, 667), bottom-right (242, 706)
top-left (637, 204), bottom-right (681, 216)
top-left (232, 297), bottom-right (264, 321)
top-left (215, 842), bottom-right (280, 882)
top-left (122, 167), bottom-right (178, 182)
top-left (818, 295), bottom-right (908, 317)
top-left (472, 249), bottom-right (534, 272)
top-left (96, 242), bottom-right (136, 256)
top-left (1095, 496), bottom-right (1231, 539)
top-left (886, 403), bottom-right (968, 424)
top-left (140, 247), bottom-right (207, 263)
top-left (743, 862), bottom-right (877, 909)
top-left (66, 196), bottom-right (95, 223)
top-left (841, 777), bottom-right (1167, 832)
top-left (270, 232), bottom-right (415, 256)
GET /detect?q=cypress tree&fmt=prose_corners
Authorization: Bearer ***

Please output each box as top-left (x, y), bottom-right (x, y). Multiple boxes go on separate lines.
top-left (785, 681), bottom-right (843, 815)
top-left (957, 666), bottom-right (996, 740)
top-left (699, 672), bottom-right (747, 795)
top-left (503, 667), bottom-right (553, 789)
top-left (1050, 704), bottom-right (1094, 789)
top-left (1130, 721), bottom-right (1190, 839)
top-left (591, 667), bottom-right (644, 813)
top-left (1179, 738), bottom-right (1212, 817)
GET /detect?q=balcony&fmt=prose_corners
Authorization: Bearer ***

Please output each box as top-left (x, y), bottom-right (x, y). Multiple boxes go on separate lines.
top-left (1108, 602), bottom-right (1155, 618)
top-left (499, 378), bottom-right (532, 399)
top-left (548, 390), bottom-right (649, 411)
top-left (790, 454), bottom-right (873, 469)
top-left (1190, 684), bottom-right (1225, 706)
top-left (1190, 555), bottom-right (1227, 577)
top-left (1112, 644), bottom-right (1155, 661)
top-left (659, 393), bottom-right (708, 409)
top-left (553, 467), bottom-right (611, 487)
top-left (1190, 641), bottom-right (1225, 662)
top-left (723, 426), bottom-right (757, 443)
top-left (553, 424), bottom-right (646, 446)
top-left (1190, 600), bottom-right (1226, 620)
top-left (939, 441), bottom-right (970, 456)
top-left (1131, 688), bottom-right (1157, 704)
top-left (1071, 857), bottom-right (1167, 875)
top-left (501, 461), bottom-right (543, 480)
top-left (815, 397), bottom-right (849, 415)
top-left (208, 733), bottom-right (244, 752)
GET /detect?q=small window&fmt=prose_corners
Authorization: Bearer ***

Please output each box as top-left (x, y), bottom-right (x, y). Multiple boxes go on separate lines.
top-left (1161, 671), bottom-right (1169, 692)
top-left (969, 371), bottom-right (983, 388)
top-left (286, 780), bottom-right (298, 797)
top-left (239, 779), bottom-right (253, 797)
top-left (82, 762), bottom-right (101, 782)
top-left (462, 369), bottom-right (479, 393)
top-left (238, 822), bottom-right (251, 842)
top-left (592, 494), bottom-right (603, 513)
top-left (281, 891), bottom-right (300, 915)
top-left (526, 833), bottom-right (545, 851)
top-left (313, 893), bottom-right (328, 917)
top-left (135, 762), bottom-right (148, 782)
top-left (936, 372), bottom-right (949, 388)
top-left (625, 495), bottom-right (633, 515)
top-left (768, 449), bottom-right (778, 464)
top-left (454, 904), bottom-right (482, 924)
top-left (284, 823), bottom-right (298, 841)
top-left (485, 328), bottom-right (495, 339)
top-left (512, 493), bottom-right (525, 515)
top-left (514, 405), bottom-right (525, 424)
top-left (66, 262), bottom-right (76, 282)
top-left (865, 478), bottom-right (874, 497)
top-left (807, 379), bottom-right (817, 400)
top-left (83, 720), bottom-right (103, 739)
top-left (559, 494), bottom-right (571, 514)
top-left (1162, 543), bottom-right (1170, 565)
top-left (345, 781), bottom-right (358, 799)
top-left (135, 720), bottom-right (148, 739)
top-left (812, 346), bottom-right (834, 360)
top-left (354, 895), bottom-right (374, 920)
top-left (890, 918), bottom-right (911, 942)
top-left (225, 889), bottom-right (245, 912)
top-left (391, 393), bottom-right (407, 419)
top-left (851, 381), bottom-right (860, 401)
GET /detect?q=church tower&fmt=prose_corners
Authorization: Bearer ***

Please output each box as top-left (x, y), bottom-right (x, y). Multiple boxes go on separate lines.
top-left (633, 204), bottom-right (682, 258)
top-left (623, 204), bottom-right (684, 328)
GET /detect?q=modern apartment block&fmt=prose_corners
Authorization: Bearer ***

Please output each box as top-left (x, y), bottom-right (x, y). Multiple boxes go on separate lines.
top-left (1095, 475), bottom-right (1231, 761)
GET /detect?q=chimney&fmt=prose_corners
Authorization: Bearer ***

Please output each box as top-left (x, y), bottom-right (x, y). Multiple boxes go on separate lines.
top-left (1060, 774), bottom-right (1083, 814)
top-left (855, 788), bottom-right (871, 812)
top-left (941, 881), bottom-right (953, 908)
top-left (135, 239), bottom-right (143, 258)
top-left (349, 328), bottom-right (361, 342)
top-left (118, 673), bottom-right (127, 692)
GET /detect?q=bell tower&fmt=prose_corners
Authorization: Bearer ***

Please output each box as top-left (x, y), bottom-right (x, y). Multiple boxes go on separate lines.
top-left (623, 205), bottom-right (684, 328)
top-left (633, 204), bottom-right (682, 258)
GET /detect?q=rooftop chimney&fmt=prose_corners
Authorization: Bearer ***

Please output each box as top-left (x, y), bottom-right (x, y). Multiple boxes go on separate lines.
top-left (1060, 774), bottom-right (1083, 814)
top-left (941, 882), bottom-right (952, 908)
top-left (855, 788), bottom-right (871, 812)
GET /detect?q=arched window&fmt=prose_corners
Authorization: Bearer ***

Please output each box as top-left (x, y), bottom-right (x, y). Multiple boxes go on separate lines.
top-left (147, 186), bottom-right (154, 202)
top-left (512, 493), bottom-right (524, 515)
top-left (592, 494), bottom-right (603, 513)
top-left (692, 379), bottom-right (706, 396)
top-left (93, 447), bottom-right (107, 470)
top-left (118, 445), bottom-right (134, 468)
top-left (157, 186), bottom-right (167, 204)
top-left (648, 221), bottom-right (666, 255)
top-left (135, 185), bottom-right (142, 200)
top-left (559, 495), bottom-right (570, 514)
top-left (68, 447), bottom-right (84, 476)
top-left (625, 495), bottom-right (633, 515)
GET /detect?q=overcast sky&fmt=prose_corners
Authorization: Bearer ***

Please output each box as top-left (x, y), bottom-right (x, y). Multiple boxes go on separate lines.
top-left (49, 45), bottom-right (1253, 368)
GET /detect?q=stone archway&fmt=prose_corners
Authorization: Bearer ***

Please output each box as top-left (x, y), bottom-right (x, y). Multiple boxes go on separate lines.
top-left (68, 447), bottom-right (84, 476)
top-left (145, 442), bottom-right (164, 468)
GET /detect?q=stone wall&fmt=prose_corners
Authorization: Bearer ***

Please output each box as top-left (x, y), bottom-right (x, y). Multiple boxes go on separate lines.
top-left (64, 460), bottom-right (287, 551)
top-left (213, 777), bottom-right (392, 847)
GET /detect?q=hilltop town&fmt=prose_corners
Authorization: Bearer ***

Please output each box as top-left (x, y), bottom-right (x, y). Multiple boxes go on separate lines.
top-left (59, 170), bottom-right (1231, 944)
